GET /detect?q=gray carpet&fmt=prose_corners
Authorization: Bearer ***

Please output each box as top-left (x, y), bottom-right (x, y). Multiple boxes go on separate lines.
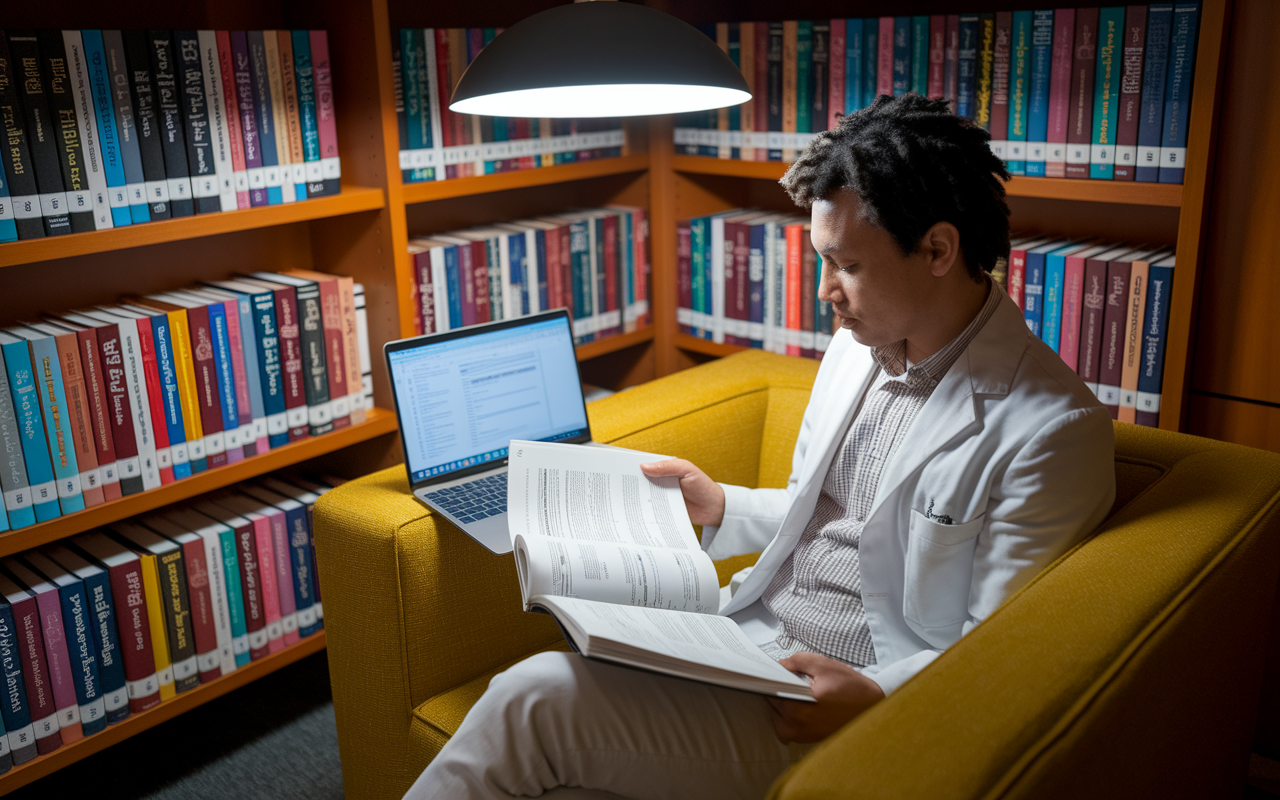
top-left (10, 650), bottom-right (344, 800)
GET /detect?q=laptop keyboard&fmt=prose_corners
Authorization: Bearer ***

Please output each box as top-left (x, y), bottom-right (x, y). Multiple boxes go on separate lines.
top-left (425, 472), bottom-right (508, 523)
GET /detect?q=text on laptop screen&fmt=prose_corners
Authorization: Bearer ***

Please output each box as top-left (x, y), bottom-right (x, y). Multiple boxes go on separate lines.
top-left (389, 316), bottom-right (589, 483)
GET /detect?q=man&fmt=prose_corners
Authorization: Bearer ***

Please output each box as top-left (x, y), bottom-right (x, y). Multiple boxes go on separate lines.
top-left (407, 94), bottom-right (1116, 799)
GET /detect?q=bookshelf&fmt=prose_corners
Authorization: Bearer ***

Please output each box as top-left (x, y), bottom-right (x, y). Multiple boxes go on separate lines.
top-left (0, 0), bottom-right (1234, 790)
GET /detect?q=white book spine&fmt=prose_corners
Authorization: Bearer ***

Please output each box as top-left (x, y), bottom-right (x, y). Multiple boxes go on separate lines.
top-left (63, 31), bottom-right (113, 230)
top-left (430, 247), bottom-right (450, 331)
top-left (498, 234), bottom-right (515, 321)
top-left (710, 217), bottom-right (727, 344)
top-left (116, 320), bottom-right (162, 489)
top-left (526, 230), bottom-right (542, 315)
top-left (199, 31), bottom-right (239, 212)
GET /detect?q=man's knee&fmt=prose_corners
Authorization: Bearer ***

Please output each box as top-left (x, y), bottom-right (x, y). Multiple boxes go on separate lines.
top-left (483, 651), bottom-right (586, 722)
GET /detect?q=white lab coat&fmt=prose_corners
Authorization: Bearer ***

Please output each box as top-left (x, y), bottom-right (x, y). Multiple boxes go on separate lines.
top-left (705, 291), bottom-right (1116, 696)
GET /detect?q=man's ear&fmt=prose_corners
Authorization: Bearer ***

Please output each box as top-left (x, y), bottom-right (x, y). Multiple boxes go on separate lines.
top-left (923, 222), bottom-right (961, 278)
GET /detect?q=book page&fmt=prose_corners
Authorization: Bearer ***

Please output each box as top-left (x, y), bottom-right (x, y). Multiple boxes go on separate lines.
top-left (508, 440), bottom-right (719, 614)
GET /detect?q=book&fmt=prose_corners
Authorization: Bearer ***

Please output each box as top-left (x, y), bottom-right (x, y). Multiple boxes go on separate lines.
top-left (249, 273), bottom-right (333, 436)
top-left (1066, 9), bottom-right (1099, 179)
top-left (353, 283), bottom-right (373, 411)
top-left (229, 32), bottom-right (265, 207)
top-left (229, 490), bottom-right (297, 646)
top-left (172, 31), bottom-right (219, 214)
top-left (241, 483), bottom-right (319, 638)
top-left (81, 29), bottom-right (138, 229)
top-left (506, 440), bottom-right (813, 701)
top-left (0, 333), bottom-right (61, 520)
top-left (1113, 6), bottom-right (1148, 180)
top-left (1045, 9), bottom-right (1076, 178)
top-left (207, 492), bottom-right (283, 655)
top-left (1059, 244), bottom-right (1115, 373)
top-left (101, 31), bottom-right (151, 224)
top-left (1098, 247), bottom-right (1167, 412)
top-left (175, 289), bottom-right (252, 459)
top-left (811, 21), bottom-right (829, 135)
top-left (41, 318), bottom-right (122, 499)
top-left (1006, 11), bottom-right (1032, 174)
top-left (827, 19), bottom-right (843, 127)
top-left (988, 12), bottom-right (1013, 160)
top-left (120, 30), bottom-right (172, 220)
top-left (0, 569), bottom-right (62, 754)
top-left (1023, 239), bottom-right (1071, 337)
top-left (277, 31), bottom-right (309, 199)
top-left (0, 592), bottom-right (39, 762)
top-left (1136, 253), bottom-right (1176, 426)
top-left (0, 35), bottom-right (44, 240)
top-left (1136, 4), bottom-right (1173, 182)
top-left (8, 31), bottom-right (73, 235)
top-left (1078, 245), bottom-right (1134, 394)
top-left (42, 543), bottom-right (130, 724)
top-left (236, 277), bottom-right (308, 440)
top-left (1089, 7), bottom-right (1125, 180)
top-left (59, 30), bottom-right (111, 232)
top-left (1025, 11), bottom-right (1055, 178)
top-left (1159, 3), bottom-right (1199, 184)
top-left (215, 31), bottom-right (250, 208)
top-left (910, 16), bottom-right (929, 96)
top-left (36, 29), bottom-right (95, 233)
top-left (957, 15), bottom-right (979, 119)
top-left (71, 532), bottom-right (161, 713)
top-left (190, 499), bottom-right (257, 666)
top-left (927, 16), bottom-right (945, 98)
top-left (145, 31), bottom-right (195, 218)
top-left (194, 284), bottom-right (270, 450)
top-left (160, 508), bottom-right (239, 675)
top-left (1, 558), bottom-right (83, 742)
top-left (309, 31), bottom-right (341, 197)
top-left (246, 32), bottom-right (284, 205)
top-left (0, 348), bottom-right (36, 530)
top-left (1042, 241), bottom-right (1099, 353)
top-left (113, 306), bottom-right (192, 479)
top-left (140, 513), bottom-right (223, 683)
top-left (944, 15), bottom-right (960, 110)
top-left (5, 327), bottom-right (86, 513)
top-left (201, 280), bottom-right (287, 446)
top-left (198, 31), bottom-right (238, 212)
top-left (891, 17), bottom-right (910, 98)
top-left (974, 13), bottom-right (996, 130)
top-left (262, 31), bottom-right (297, 204)
top-left (1118, 249), bottom-right (1167, 422)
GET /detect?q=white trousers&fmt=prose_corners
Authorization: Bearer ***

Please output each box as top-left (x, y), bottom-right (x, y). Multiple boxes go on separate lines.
top-left (405, 651), bottom-right (813, 799)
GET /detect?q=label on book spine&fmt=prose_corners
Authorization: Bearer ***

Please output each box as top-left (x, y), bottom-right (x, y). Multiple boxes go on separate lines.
top-left (56, 474), bottom-right (83, 499)
top-left (1159, 146), bottom-right (1186, 168)
top-left (1137, 391), bottom-right (1161, 412)
top-left (5, 488), bottom-right (32, 511)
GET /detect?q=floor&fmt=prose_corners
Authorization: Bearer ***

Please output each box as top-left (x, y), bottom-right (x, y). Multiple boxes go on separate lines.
top-left (10, 650), bottom-right (344, 800)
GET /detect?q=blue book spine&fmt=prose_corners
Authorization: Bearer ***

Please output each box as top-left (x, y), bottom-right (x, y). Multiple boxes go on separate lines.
top-left (892, 18), bottom-right (911, 97)
top-left (444, 246), bottom-right (464, 329)
top-left (1006, 10), bottom-right (1033, 175)
top-left (25, 336), bottom-right (84, 514)
top-left (80, 571), bottom-right (128, 724)
top-left (1025, 10), bottom-right (1054, 177)
top-left (846, 19), bottom-right (863, 112)
top-left (863, 19), bottom-right (878, 104)
top-left (1090, 7), bottom-right (1126, 179)
top-left (1, 340), bottom-right (60, 522)
top-left (0, 156), bottom-right (17, 242)
top-left (284, 506), bottom-right (320, 638)
top-left (0, 602), bottom-right (35, 762)
top-left (147, 316), bottom-right (191, 480)
top-left (205, 304), bottom-right (241, 451)
top-left (292, 31), bottom-right (322, 197)
top-left (217, 528), bottom-right (251, 668)
top-left (250, 292), bottom-right (288, 449)
top-left (534, 231), bottom-right (549, 312)
top-left (748, 224), bottom-right (766, 348)
top-left (0, 505), bottom-right (6, 534)
top-left (507, 233), bottom-right (528, 317)
top-left (56, 580), bottom-right (106, 735)
top-left (1136, 261), bottom-right (1175, 422)
top-left (0, 349), bottom-right (35, 531)
top-left (1136, 5), bottom-right (1173, 182)
top-left (232, 294), bottom-right (268, 449)
top-left (1023, 252), bottom-right (1047, 336)
top-left (1042, 252), bottom-right (1068, 351)
top-left (1159, 3), bottom-right (1199, 184)
top-left (958, 16), bottom-right (980, 119)
top-left (82, 30), bottom-right (132, 228)
top-left (247, 32), bottom-right (283, 205)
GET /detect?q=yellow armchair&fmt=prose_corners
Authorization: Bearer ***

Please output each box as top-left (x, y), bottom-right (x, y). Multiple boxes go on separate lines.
top-left (314, 350), bottom-right (1280, 799)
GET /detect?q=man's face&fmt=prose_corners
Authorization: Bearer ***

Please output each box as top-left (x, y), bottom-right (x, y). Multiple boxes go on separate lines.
top-left (810, 190), bottom-right (939, 351)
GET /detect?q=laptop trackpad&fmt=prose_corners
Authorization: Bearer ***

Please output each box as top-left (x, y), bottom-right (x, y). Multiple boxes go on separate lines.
top-left (462, 513), bottom-right (512, 556)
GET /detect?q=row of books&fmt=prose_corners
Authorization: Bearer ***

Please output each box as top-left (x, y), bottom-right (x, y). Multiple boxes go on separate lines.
top-left (675, 4), bottom-right (1200, 184)
top-left (392, 28), bottom-right (625, 183)
top-left (0, 271), bottom-right (373, 531)
top-left (0, 29), bottom-right (343, 244)
top-left (1006, 238), bottom-right (1174, 425)
top-left (0, 474), bottom-right (340, 769)
top-left (408, 206), bottom-right (650, 345)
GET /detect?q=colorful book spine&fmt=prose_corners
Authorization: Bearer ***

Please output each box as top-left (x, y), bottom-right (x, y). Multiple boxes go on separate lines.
top-left (146, 31), bottom-right (195, 217)
top-left (1136, 253), bottom-right (1175, 426)
top-left (0, 574), bottom-right (62, 754)
top-left (1045, 9), bottom-right (1075, 178)
top-left (988, 12), bottom-right (1012, 160)
top-left (262, 32), bottom-right (297, 204)
top-left (1118, 253), bottom-right (1153, 422)
top-left (309, 31), bottom-right (341, 197)
top-left (215, 31), bottom-right (250, 208)
top-left (8, 31), bottom-right (73, 235)
top-left (927, 15), bottom-right (946, 99)
top-left (293, 31), bottom-right (324, 194)
top-left (81, 30), bottom-right (132, 228)
top-left (1, 559), bottom-right (82, 742)
top-left (121, 30), bottom-right (172, 220)
top-left (891, 17), bottom-right (911, 98)
top-left (198, 31), bottom-right (238, 212)
top-left (1023, 245), bottom-right (1051, 337)
top-left (1060, 246), bottom-right (1101, 373)
top-left (97, 313), bottom-right (162, 490)
top-left (19, 331), bottom-right (85, 513)
top-left (200, 298), bottom-right (245, 463)
top-left (0, 598), bottom-right (38, 762)
top-left (67, 324), bottom-right (121, 499)
top-left (944, 15), bottom-right (960, 110)
top-left (80, 317), bottom-right (145, 494)
top-left (1066, 9), bottom-right (1099, 179)
top-left (1159, 3), bottom-right (1199, 184)
top-left (246, 32), bottom-right (284, 206)
top-left (974, 14), bottom-right (996, 130)
top-left (1006, 11), bottom-right (1032, 173)
top-left (957, 15), bottom-right (979, 119)
top-left (1112, 7), bottom-right (1148, 180)
top-left (0, 337), bottom-right (60, 521)
top-left (910, 16), bottom-right (929, 96)
top-left (240, 486), bottom-right (311, 641)
top-left (242, 286), bottom-right (288, 447)
top-left (876, 17), bottom-right (894, 98)
top-left (0, 351), bottom-right (35, 530)
top-left (0, 35), bottom-right (45, 240)
top-left (845, 19), bottom-right (863, 113)
top-left (1136, 4), bottom-right (1173, 182)
top-left (1089, 7), bottom-right (1124, 180)
top-left (101, 31), bottom-right (150, 223)
top-left (1024, 11), bottom-right (1054, 177)
top-left (230, 32), bottom-right (266, 208)
top-left (828, 19), bottom-right (844, 128)
top-left (193, 499), bottom-right (258, 664)
top-left (140, 312), bottom-right (192, 479)
top-left (36, 29), bottom-right (95, 233)
top-left (107, 312), bottom-right (174, 485)
top-left (1098, 254), bottom-right (1135, 413)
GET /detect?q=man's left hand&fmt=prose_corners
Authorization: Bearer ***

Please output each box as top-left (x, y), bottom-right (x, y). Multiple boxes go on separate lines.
top-left (768, 652), bottom-right (885, 744)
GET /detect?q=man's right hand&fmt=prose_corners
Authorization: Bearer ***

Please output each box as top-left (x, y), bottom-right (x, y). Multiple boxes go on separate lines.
top-left (639, 459), bottom-right (726, 528)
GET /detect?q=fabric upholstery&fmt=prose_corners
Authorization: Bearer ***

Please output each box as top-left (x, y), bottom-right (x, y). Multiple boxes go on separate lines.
top-left (315, 350), bottom-right (1280, 799)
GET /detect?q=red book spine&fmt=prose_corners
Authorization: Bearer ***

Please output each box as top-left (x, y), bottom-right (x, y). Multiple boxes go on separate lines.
top-left (603, 215), bottom-right (620, 335)
top-left (73, 328), bottom-right (121, 502)
top-left (989, 11), bottom-right (1012, 159)
top-left (1008, 247), bottom-right (1028, 311)
top-left (312, 276), bottom-right (351, 430)
top-left (96, 323), bottom-right (144, 490)
top-left (178, 538), bottom-right (221, 683)
top-left (218, 300), bottom-right (256, 457)
top-left (800, 227), bottom-right (817, 360)
top-left (754, 21), bottom-right (769, 160)
top-left (928, 15), bottom-right (946, 98)
top-left (433, 29), bottom-right (456, 179)
top-left (104, 561), bottom-right (161, 713)
top-left (309, 31), bottom-right (340, 193)
top-left (1066, 9), bottom-right (1099, 180)
top-left (1098, 259), bottom-right (1132, 417)
top-left (455, 245), bottom-right (476, 326)
top-left (413, 251), bottom-right (434, 335)
top-left (1060, 253), bottom-right (1090, 372)
top-left (634, 209), bottom-right (650, 326)
top-left (730, 221), bottom-right (753, 346)
top-left (131, 319), bottom-right (176, 485)
top-left (272, 287), bottom-right (308, 441)
top-left (542, 231), bottom-right (561, 314)
top-left (217, 31), bottom-right (251, 209)
top-left (559, 226), bottom-right (573, 319)
top-left (1079, 257), bottom-right (1110, 389)
top-left (12, 595), bottom-right (62, 753)
top-left (250, 517), bottom-right (284, 654)
top-left (944, 15), bottom-right (960, 111)
top-left (829, 19), bottom-right (845, 126)
top-left (877, 18), bottom-right (894, 97)
top-left (232, 519), bottom-right (270, 660)
top-left (1112, 6), bottom-right (1147, 181)
top-left (52, 332), bottom-right (104, 507)
top-left (1045, 8), bottom-right (1076, 178)
top-left (785, 224), bottom-right (802, 357)
top-left (677, 221), bottom-right (692, 334)
top-left (471, 242), bottom-right (492, 324)
top-left (185, 305), bottom-right (229, 466)
top-left (405, 266), bottom-right (422, 336)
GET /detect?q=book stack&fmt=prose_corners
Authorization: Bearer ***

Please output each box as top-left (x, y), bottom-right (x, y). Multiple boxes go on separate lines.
top-left (0, 271), bottom-right (372, 532)
top-left (0, 474), bottom-right (338, 771)
top-left (675, 4), bottom-right (1201, 184)
top-left (0, 28), bottom-right (344, 244)
top-left (1005, 237), bottom-right (1175, 426)
top-left (407, 206), bottom-right (650, 345)
top-left (392, 28), bottom-right (626, 182)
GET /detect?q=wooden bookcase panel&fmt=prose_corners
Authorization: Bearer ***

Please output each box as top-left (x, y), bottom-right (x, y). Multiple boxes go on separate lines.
top-left (401, 156), bottom-right (650, 205)
top-left (1005, 197), bottom-right (1180, 249)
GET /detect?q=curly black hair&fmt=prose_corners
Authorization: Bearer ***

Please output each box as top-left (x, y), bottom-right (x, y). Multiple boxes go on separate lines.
top-left (780, 93), bottom-right (1011, 281)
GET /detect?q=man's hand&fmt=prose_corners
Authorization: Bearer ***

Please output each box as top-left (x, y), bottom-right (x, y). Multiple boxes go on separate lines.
top-left (639, 459), bottom-right (725, 528)
top-left (768, 652), bottom-right (884, 744)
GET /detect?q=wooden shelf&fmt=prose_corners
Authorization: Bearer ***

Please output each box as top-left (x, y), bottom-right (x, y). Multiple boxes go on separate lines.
top-left (669, 155), bottom-right (1185, 207)
top-left (0, 631), bottom-right (327, 794)
top-left (400, 155), bottom-right (650, 203)
top-left (0, 186), bottom-right (386, 269)
top-left (576, 326), bottom-right (655, 361)
top-left (675, 333), bottom-right (750, 358)
top-left (0, 408), bottom-right (398, 559)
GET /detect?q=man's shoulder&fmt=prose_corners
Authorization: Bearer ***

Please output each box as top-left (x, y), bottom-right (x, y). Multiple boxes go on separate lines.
top-left (1010, 334), bottom-right (1107, 417)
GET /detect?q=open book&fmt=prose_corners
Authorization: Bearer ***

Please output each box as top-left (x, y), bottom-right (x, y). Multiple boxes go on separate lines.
top-left (507, 440), bottom-right (814, 701)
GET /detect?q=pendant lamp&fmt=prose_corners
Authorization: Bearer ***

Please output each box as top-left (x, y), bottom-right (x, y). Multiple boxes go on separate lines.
top-left (448, 2), bottom-right (751, 118)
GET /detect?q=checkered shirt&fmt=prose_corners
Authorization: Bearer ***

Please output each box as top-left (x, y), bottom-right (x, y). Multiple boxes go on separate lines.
top-left (758, 281), bottom-right (1001, 667)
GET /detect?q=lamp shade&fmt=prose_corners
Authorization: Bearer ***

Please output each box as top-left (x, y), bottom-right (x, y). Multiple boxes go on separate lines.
top-left (448, 3), bottom-right (751, 118)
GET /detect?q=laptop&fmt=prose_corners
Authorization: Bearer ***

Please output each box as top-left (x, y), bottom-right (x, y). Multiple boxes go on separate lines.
top-left (385, 309), bottom-right (597, 555)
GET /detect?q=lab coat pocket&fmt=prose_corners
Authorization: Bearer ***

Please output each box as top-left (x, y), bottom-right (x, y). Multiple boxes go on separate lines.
top-left (904, 510), bottom-right (985, 636)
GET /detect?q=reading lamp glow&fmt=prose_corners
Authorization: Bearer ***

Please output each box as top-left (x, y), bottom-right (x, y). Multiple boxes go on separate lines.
top-left (448, 3), bottom-right (751, 119)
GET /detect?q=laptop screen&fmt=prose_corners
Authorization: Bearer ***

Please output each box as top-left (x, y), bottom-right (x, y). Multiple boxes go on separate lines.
top-left (387, 312), bottom-right (590, 485)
